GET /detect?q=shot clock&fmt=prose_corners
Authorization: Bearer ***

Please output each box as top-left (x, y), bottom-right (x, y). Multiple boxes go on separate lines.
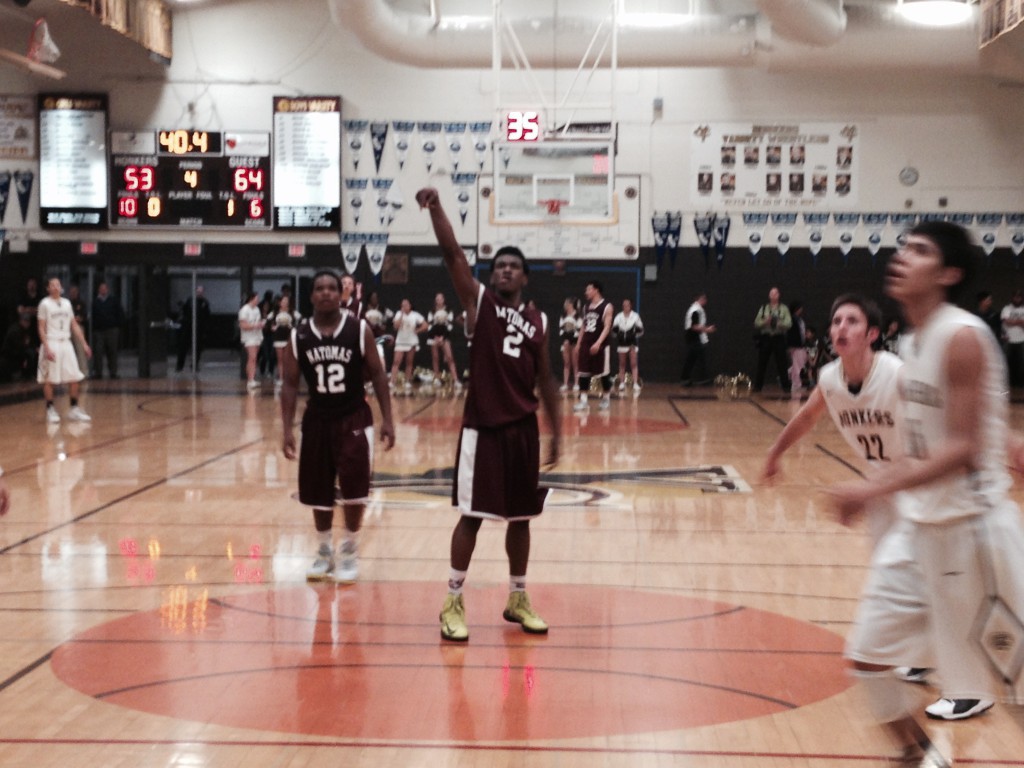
top-left (109, 130), bottom-right (271, 228)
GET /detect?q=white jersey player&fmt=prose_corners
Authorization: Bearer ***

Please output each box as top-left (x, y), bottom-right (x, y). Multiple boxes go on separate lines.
top-left (37, 277), bottom-right (92, 424)
top-left (763, 293), bottom-right (961, 766)
top-left (829, 222), bottom-right (1024, 765)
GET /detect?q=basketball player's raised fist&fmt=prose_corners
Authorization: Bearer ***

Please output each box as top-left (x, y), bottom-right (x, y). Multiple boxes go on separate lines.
top-left (416, 188), bottom-right (440, 209)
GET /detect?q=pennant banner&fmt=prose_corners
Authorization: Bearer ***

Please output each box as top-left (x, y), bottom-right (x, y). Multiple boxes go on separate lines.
top-left (833, 212), bottom-right (860, 264)
top-left (803, 212), bottom-right (829, 264)
top-left (343, 119), bottom-right (370, 173)
top-left (713, 215), bottom-right (731, 269)
top-left (370, 121), bottom-right (389, 174)
top-left (655, 211), bottom-right (672, 269)
top-left (417, 122), bottom-right (442, 173)
top-left (468, 121), bottom-right (492, 171)
top-left (0, 171), bottom-right (9, 224)
top-left (372, 178), bottom-right (393, 226)
top-left (444, 122), bottom-right (467, 172)
top-left (13, 169), bottom-right (32, 224)
top-left (366, 232), bottom-right (388, 277)
top-left (743, 212), bottom-right (769, 262)
top-left (692, 212), bottom-right (713, 270)
top-left (771, 212), bottom-right (797, 261)
top-left (345, 178), bottom-right (369, 226)
top-left (451, 172), bottom-right (477, 225)
top-left (391, 121), bottom-right (415, 171)
top-left (862, 213), bottom-right (888, 263)
top-left (341, 232), bottom-right (362, 274)
top-left (977, 213), bottom-right (1003, 258)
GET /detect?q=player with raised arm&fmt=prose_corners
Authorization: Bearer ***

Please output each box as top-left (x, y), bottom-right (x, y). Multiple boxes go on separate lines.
top-left (416, 186), bottom-right (561, 642)
top-left (280, 270), bottom-right (395, 584)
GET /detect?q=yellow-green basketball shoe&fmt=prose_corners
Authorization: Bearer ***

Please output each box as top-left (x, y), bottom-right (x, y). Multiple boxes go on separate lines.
top-left (503, 591), bottom-right (548, 634)
top-left (440, 593), bottom-right (469, 642)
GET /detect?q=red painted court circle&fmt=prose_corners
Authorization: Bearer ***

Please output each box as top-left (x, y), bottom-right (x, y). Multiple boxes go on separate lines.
top-left (51, 583), bottom-right (852, 741)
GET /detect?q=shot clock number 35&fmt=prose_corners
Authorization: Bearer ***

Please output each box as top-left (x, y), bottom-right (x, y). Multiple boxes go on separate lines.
top-left (109, 130), bottom-right (272, 228)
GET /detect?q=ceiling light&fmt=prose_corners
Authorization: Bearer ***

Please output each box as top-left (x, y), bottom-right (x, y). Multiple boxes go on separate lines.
top-left (897, 0), bottom-right (974, 27)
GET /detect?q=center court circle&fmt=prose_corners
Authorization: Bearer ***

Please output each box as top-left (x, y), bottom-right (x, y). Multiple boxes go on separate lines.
top-left (51, 582), bottom-right (852, 741)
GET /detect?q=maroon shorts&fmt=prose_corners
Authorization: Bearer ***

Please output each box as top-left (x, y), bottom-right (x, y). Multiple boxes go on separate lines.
top-left (298, 406), bottom-right (373, 508)
top-left (452, 414), bottom-right (548, 521)
top-left (577, 343), bottom-right (611, 377)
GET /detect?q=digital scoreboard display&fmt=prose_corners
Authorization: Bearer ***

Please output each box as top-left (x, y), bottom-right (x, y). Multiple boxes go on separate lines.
top-left (109, 129), bottom-right (271, 228)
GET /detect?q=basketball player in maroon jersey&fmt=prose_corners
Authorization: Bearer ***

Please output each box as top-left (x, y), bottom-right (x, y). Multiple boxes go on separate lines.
top-left (340, 274), bottom-right (363, 319)
top-left (416, 186), bottom-right (561, 642)
top-left (574, 280), bottom-right (614, 411)
top-left (280, 270), bottom-right (395, 584)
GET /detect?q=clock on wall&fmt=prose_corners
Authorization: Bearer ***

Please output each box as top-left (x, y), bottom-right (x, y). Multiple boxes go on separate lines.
top-left (899, 166), bottom-right (919, 186)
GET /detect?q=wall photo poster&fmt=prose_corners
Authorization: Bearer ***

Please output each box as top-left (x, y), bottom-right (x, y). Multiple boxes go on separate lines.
top-left (691, 122), bottom-right (859, 210)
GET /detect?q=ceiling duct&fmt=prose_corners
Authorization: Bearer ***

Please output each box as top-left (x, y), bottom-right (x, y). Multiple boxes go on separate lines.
top-left (331, 0), bottom-right (989, 77)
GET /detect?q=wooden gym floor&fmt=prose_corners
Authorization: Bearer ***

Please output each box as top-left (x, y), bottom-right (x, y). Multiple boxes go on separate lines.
top-left (2, 377), bottom-right (1024, 767)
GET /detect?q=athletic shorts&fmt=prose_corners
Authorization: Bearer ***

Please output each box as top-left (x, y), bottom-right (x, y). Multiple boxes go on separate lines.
top-left (577, 343), bottom-right (611, 378)
top-left (37, 340), bottom-right (85, 385)
top-left (845, 514), bottom-right (933, 670)
top-left (911, 504), bottom-right (1024, 703)
top-left (297, 406), bottom-right (374, 508)
top-left (452, 413), bottom-right (548, 521)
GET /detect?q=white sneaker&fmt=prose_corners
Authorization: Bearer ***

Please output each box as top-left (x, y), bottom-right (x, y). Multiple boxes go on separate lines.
top-left (246, 379), bottom-right (260, 389)
top-left (617, 381), bottom-right (626, 392)
top-left (924, 697), bottom-right (994, 721)
top-left (573, 400), bottom-right (589, 412)
top-left (598, 397), bottom-right (611, 410)
top-left (67, 406), bottom-right (91, 422)
top-left (559, 384), bottom-right (568, 393)
top-left (894, 666), bottom-right (930, 684)
top-left (305, 543), bottom-right (334, 581)
top-left (334, 548), bottom-right (358, 584)
top-left (46, 406), bottom-right (61, 424)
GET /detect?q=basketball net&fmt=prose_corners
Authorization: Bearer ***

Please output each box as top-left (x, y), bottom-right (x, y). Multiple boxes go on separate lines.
top-left (27, 18), bottom-right (61, 64)
top-left (540, 199), bottom-right (565, 216)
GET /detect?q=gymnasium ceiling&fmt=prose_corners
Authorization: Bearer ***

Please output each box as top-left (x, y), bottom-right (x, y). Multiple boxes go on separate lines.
top-left (2, 0), bottom-right (1024, 85)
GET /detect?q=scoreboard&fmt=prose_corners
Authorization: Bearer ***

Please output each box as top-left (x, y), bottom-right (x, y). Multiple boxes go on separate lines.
top-left (109, 129), bottom-right (272, 228)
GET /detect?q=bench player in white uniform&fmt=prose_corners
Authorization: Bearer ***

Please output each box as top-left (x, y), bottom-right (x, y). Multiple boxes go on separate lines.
top-left (37, 277), bottom-right (92, 424)
top-left (830, 222), bottom-right (1024, 765)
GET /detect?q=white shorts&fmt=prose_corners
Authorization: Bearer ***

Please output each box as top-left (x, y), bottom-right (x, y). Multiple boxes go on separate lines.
top-left (912, 504), bottom-right (1024, 703)
top-left (846, 514), bottom-right (933, 669)
top-left (37, 340), bottom-right (85, 385)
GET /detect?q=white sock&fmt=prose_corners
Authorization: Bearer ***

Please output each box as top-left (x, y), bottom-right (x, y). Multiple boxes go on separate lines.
top-left (316, 528), bottom-right (332, 550)
top-left (341, 529), bottom-right (359, 555)
top-left (509, 575), bottom-right (527, 593)
top-left (448, 568), bottom-right (467, 594)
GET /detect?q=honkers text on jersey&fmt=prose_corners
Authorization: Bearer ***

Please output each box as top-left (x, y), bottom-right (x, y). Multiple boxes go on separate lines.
top-left (305, 346), bottom-right (353, 364)
top-left (838, 409), bottom-right (896, 428)
top-left (494, 304), bottom-right (538, 339)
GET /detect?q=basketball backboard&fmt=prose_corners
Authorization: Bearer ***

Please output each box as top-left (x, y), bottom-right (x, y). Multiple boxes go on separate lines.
top-left (490, 139), bottom-right (615, 223)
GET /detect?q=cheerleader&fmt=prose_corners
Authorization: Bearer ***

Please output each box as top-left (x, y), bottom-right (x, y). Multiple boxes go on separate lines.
top-left (612, 299), bottom-right (645, 393)
top-left (391, 299), bottom-right (427, 391)
top-left (558, 297), bottom-right (580, 393)
top-left (427, 292), bottom-right (461, 388)
top-left (272, 294), bottom-right (302, 390)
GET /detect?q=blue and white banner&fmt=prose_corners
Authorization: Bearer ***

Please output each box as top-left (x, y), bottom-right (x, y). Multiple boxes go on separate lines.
top-left (863, 213), bottom-right (889, 263)
top-left (391, 121), bottom-right (415, 170)
top-left (803, 212), bottom-right (829, 264)
top-left (345, 177), bottom-right (369, 226)
top-left (771, 212), bottom-right (797, 261)
top-left (366, 232), bottom-right (389, 277)
top-left (451, 172), bottom-right (477, 225)
top-left (0, 171), bottom-right (9, 224)
top-left (469, 121), bottom-right (492, 171)
top-left (444, 122), bottom-right (467, 173)
top-left (1008, 213), bottom-right (1024, 262)
top-left (977, 213), bottom-right (1003, 258)
top-left (417, 122), bottom-right (442, 173)
top-left (13, 169), bottom-right (32, 224)
top-left (341, 231), bottom-right (362, 274)
top-left (343, 119), bottom-right (370, 173)
top-left (743, 212), bottom-right (769, 261)
top-left (713, 214), bottom-right (731, 269)
top-left (834, 212), bottom-right (860, 263)
top-left (370, 121), bottom-right (389, 174)
top-left (372, 178), bottom-right (393, 226)
top-left (692, 212), bottom-right (712, 270)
